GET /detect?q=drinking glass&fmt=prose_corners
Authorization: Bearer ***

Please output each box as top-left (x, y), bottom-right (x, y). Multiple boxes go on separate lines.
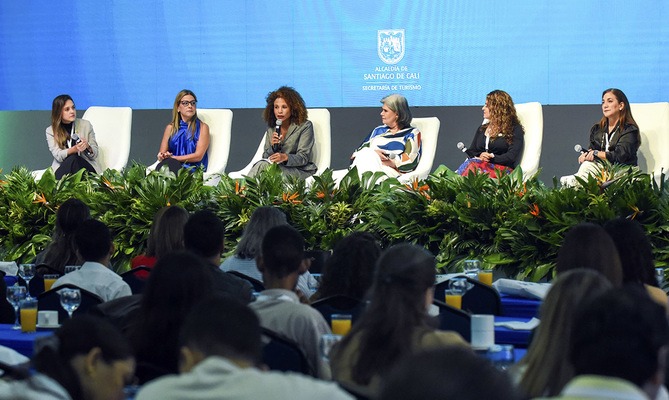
top-left (463, 259), bottom-right (481, 280)
top-left (656, 267), bottom-right (665, 287)
top-left (20, 298), bottom-right (38, 333)
top-left (320, 333), bottom-right (343, 363)
top-left (43, 274), bottom-right (59, 292)
top-left (59, 288), bottom-right (81, 319)
top-left (331, 314), bottom-right (352, 336)
top-left (18, 264), bottom-right (36, 299)
top-left (449, 277), bottom-right (473, 294)
top-left (6, 286), bottom-right (27, 330)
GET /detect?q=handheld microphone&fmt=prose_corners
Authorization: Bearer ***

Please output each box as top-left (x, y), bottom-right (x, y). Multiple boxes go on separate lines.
top-left (456, 142), bottom-right (468, 153)
top-left (71, 132), bottom-right (94, 157)
top-left (272, 119), bottom-right (283, 152)
top-left (574, 144), bottom-right (588, 153)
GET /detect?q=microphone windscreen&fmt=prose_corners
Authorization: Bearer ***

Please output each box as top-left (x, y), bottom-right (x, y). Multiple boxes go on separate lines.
top-left (574, 144), bottom-right (583, 153)
top-left (457, 142), bottom-right (465, 150)
top-left (275, 119), bottom-right (283, 126)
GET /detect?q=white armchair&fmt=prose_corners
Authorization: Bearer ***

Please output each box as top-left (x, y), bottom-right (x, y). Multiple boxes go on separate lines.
top-left (397, 117), bottom-right (440, 183)
top-left (514, 102), bottom-right (543, 180)
top-left (228, 108), bottom-right (331, 179)
top-left (630, 102), bottom-right (669, 184)
top-left (32, 106), bottom-right (133, 180)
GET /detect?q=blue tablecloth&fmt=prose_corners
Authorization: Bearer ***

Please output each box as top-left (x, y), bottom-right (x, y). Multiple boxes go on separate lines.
top-left (494, 316), bottom-right (533, 348)
top-left (0, 324), bottom-right (54, 358)
top-left (500, 293), bottom-right (541, 318)
top-left (4, 275), bottom-right (17, 287)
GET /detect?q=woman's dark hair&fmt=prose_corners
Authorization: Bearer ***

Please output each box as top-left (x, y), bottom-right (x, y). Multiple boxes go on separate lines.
top-left (555, 222), bottom-right (623, 287)
top-left (145, 206), bottom-right (189, 259)
top-left (313, 232), bottom-right (381, 301)
top-left (41, 198), bottom-right (91, 274)
top-left (33, 315), bottom-right (132, 400)
top-left (604, 218), bottom-right (658, 287)
top-left (235, 206), bottom-right (287, 259)
top-left (131, 251), bottom-right (215, 378)
top-left (50, 94), bottom-right (75, 149)
top-left (333, 243), bottom-right (436, 385)
top-left (262, 86), bottom-right (308, 127)
top-left (598, 88), bottom-right (638, 133)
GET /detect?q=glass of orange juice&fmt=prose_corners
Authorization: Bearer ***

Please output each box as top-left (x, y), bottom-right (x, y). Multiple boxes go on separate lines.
top-left (478, 270), bottom-right (493, 286)
top-left (331, 314), bottom-right (352, 335)
top-left (444, 289), bottom-right (463, 309)
top-left (43, 274), bottom-right (59, 292)
top-left (20, 298), bottom-right (38, 333)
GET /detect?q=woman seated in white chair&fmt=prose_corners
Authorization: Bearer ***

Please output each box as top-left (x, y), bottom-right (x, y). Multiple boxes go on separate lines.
top-left (155, 89), bottom-right (210, 174)
top-left (247, 86), bottom-right (317, 179)
top-left (348, 94), bottom-right (422, 178)
top-left (563, 88), bottom-right (639, 186)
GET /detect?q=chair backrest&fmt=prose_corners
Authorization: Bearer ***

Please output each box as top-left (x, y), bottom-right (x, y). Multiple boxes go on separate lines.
top-left (37, 283), bottom-right (103, 321)
top-left (196, 108), bottom-right (233, 181)
top-left (433, 299), bottom-right (471, 341)
top-left (261, 327), bottom-right (314, 376)
top-left (311, 295), bottom-right (366, 325)
top-left (226, 270), bottom-right (265, 292)
top-left (398, 117), bottom-right (441, 183)
top-left (435, 277), bottom-right (501, 316)
top-left (515, 102), bottom-right (544, 180)
top-left (307, 108), bottom-right (331, 175)
top-left (120, 267), bottom-right (151, 295)
top-left (630, 102), bottom-right (669, 184)
top-left (81, 106), bottom-right (132, 171)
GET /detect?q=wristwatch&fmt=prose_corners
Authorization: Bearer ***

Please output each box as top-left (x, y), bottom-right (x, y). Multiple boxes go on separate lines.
top-left (593, 150), bottom-right (599, 158)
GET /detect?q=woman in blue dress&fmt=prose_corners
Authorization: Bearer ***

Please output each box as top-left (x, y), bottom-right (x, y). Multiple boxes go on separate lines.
top-left (155, 89), bottom-right (210, 173)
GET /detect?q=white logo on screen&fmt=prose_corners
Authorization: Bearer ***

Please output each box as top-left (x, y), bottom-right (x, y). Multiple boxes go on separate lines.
top-left (378, 29), bottom-right (405, 65)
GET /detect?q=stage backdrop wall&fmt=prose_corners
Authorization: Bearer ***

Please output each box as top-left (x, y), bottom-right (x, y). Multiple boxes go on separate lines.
top-left (0, 105), bottom-right (600, 183)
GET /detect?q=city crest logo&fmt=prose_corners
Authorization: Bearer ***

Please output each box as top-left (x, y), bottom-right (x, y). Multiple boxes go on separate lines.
top-left (378, 29), bottom-right (405, 65)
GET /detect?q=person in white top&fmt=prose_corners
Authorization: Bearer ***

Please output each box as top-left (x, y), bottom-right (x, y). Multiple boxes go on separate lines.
top-left (52, 219), bottom-right (131, 301)
top-left (136, 296), bottom-right (353, 400)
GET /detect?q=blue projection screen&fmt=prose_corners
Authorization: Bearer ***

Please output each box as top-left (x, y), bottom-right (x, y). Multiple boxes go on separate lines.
top-left (0, 1), bottom-right (667, 110)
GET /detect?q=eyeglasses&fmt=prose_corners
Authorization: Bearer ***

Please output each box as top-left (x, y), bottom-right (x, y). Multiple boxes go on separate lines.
top-left (180, 100), bottom-right (197, 107)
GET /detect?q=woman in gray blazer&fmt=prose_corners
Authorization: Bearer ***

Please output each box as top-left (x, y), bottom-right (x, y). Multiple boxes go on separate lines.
top-left (45, 94), bottom-right (101, 179)
top-left (248, 86), bottom-right (317, 179)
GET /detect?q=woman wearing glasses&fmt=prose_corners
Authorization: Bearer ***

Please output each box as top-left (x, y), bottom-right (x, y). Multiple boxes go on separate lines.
top-left (155, 89), bottom-right (210, 173)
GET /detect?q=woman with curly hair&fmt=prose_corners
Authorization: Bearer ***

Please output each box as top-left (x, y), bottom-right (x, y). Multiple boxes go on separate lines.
top-left (456, 90), bottom-right (524, 177)
top-left (247, 86), bottom-right (317, 179)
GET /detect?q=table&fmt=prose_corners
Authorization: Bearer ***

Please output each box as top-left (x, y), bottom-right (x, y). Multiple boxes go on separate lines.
top-left (500, 293), bottom-right (541, 319)
top-left (494, 316), bottom-right (534, 348)
top-left (0, 324), bottom-right (54, 358)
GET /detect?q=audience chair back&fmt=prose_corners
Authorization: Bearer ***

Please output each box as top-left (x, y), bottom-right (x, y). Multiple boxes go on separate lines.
top-left (311, 295), bottom-right (366, 325)
top-left (261, 327), bottom-right (315, 376)
top-left (434, 277), bottom-right (501, 315)
top-left (120, 266), bottom-right (152, 295)
top-left (630, 102), bottom-right (669, 185)
top-left (19, 268), bottom-right (62, 298)
top-left (433, 299), bottom-right (471, 341)
top-left (37, 283), bottom-right (103, 321)
top-left (515, 102), bottom-right (544, 181)
top-left (226, 270), bottom-right (265, 292)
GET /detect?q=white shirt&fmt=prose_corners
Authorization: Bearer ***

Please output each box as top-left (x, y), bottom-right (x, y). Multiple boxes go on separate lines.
top-left (136, 356), bottom-right (353, 400)
top-left (52, 261), bottom-right (131, 302)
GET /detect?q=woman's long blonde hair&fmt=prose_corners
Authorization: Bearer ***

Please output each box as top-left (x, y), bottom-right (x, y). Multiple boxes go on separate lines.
top-left (484, 90), bottom-right (523, 144)
top-left (170, 89), bottom-right (199, 138)
top-left (51, 94), bottom-right (75, 149)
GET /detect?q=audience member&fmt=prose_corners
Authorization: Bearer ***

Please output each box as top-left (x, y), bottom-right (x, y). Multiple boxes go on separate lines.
top-left (129, 251), bottom-right (215, 383)
top-left (330, 243), bottom-right (467, 398)
top-left (136, 296), bottom-right (353, 400)
top-left (378, 347), bottom-right (519, 400)
top-left (131, 205), bottom-right (189, 278)
top-left (0, 315), bottom-right (134, 400)
top-left (515, 269), bottom-right (613, 397)
top-left (555, 222), bottom-right (623, 286)
top-left (35, 198), bottom-right (90, 275)
top-left (311, 231), bottom-right (381, 302)
top-left (604, 217), bottom-right (669, 310)
top-left (249, 225), bottom-right (331, 377)
top-left (538, 287), bottom-right (669, 399)
top-left (220, 206), bottom-right (317, 296)
top-left (52, 219), bottom-right (131, 301)
top-left (184, 210), bottom-right (253, 303)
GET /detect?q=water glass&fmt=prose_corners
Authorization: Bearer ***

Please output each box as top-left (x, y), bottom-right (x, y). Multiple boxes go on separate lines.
top-left (486, 344), bottom-right (515, 370)
top-left (18, 264), bottom-right (36, 299)
top-left (463, 259), bottom-right (481, 280)
top-left (320, 333), bottom-right (343, 363)
top-left (58, 288), bottom-right (81, 319)
top-left (656, 267), bottom-right (665, 287)
top-left (449, 277), bottom-right (473, 294)
top-left (6, 286), bottom-right (27, 330)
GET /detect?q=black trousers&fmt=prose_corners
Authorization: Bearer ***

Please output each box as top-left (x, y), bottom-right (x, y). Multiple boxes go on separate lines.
top-left (55, 154), bottom-right (96, 179)
top-left (155, 158), bottom-right (182, 174)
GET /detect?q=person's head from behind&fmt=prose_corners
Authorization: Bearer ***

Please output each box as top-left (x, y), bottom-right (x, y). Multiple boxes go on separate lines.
top-left (556, 222), bottom-right (623, 286)
top-left (183, 210), bottom-right (225, 262)
top-left (33, 315), bottom-right (134, 400)
top-left (146, 205), bottom-right (189, 259)
top-left (74, 219), bottom-right (113, 264)
top-left (55, 198), bottom-right (90, 238)
top-left (235, 206), bottom-right (287, 259)
top-left (604, 217), bottom-right (657, 287)
top-left (257, 225), bottom-right (307, 282)
top-left (570, 287), bottom-right (669, 397)
top-left (378, 347), bottom-right (519, 400)
top-left (317, 232), bottom-right (381, 300)
top-left (178, 296), bottom-right (262, 373)
top-left (380, 94), bottom-right (412, 130)
top-left (518, 269), bottom-right (613, 397)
